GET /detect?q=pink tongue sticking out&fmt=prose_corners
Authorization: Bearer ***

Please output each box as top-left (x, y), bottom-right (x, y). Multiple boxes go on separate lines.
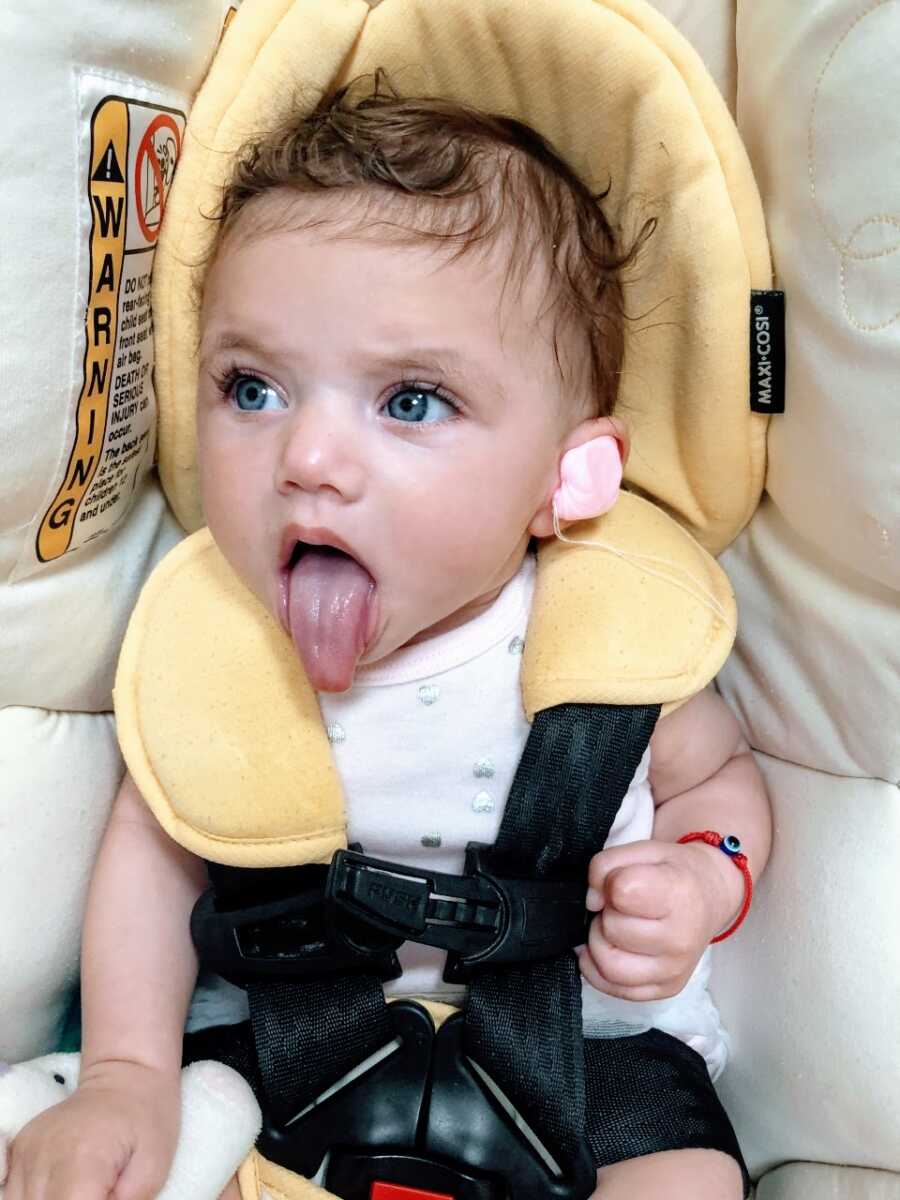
top-left (288, 547), bottom-right (375, 692)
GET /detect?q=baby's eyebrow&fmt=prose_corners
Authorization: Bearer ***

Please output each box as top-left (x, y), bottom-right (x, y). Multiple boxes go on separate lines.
top-left (356, 346), bottom-right (492, 389)
top-left (198, 329), bottom-right (281, 367)
top-left (199, 333), bottom-right (503, 399)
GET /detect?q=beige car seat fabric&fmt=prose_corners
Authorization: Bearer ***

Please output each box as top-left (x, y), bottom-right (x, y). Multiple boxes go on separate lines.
top-left (662, 0), bottom-right (900, 1188)
top-left (757, 1164), bottom-right (900, 1200)
top-left (650, 0), bottom-right (737, 112)
top-left (0, 0), bottom-right (235, 1062)
top-left (642, 5), bottom-right (899, 1193)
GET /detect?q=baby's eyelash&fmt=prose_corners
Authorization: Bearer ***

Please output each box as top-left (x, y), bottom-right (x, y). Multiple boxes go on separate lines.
top-left (390, 377), bottom-right (462, 410)
top-left (208, 367), bottom-right (463, 417)
top-left (209, 363), bottom-right (244, 397)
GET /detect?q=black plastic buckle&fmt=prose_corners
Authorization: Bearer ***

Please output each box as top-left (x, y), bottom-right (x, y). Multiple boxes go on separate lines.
top-left (326, 845), bottom-right (589, 980)
top-left (190, 864), bottom-right (402, 983)
top-left (192, 845), bottom-right (588, 985)
top-left (260, 1000), bottom-right (596, 1200)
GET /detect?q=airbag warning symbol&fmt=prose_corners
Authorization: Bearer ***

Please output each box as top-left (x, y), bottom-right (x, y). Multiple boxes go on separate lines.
top-left (35, 93), bottom-right (184, 565)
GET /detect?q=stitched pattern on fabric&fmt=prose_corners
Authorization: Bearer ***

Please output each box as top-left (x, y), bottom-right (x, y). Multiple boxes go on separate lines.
top-left (807, 0), bottom-right (900, 332)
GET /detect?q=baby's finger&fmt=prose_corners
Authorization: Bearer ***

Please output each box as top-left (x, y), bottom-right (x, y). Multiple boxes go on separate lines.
top-left (2, 1158), bottom-right (25, 1200)
top-left (586, 918), bottom-right (679, 990)
top-left (4, 1146), bottom-right (47, 1200)
top-left (113, 1151), bottom-right (168, 1200)
top-left (45, 1160), bottom-right (114, 1200)
top-left (587, 840), bottom-right (668, 902)
top-left (599, 906), bottom-right (673, 957)
top-left (603, 862), bottom-right (675, 921)
top-left (577, 946), bottom-right (681, 1003)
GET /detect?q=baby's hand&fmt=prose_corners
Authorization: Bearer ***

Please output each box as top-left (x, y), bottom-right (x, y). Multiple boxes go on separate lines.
top-left (5, 1060), bottom-right (180, 1200)
top-left (579, 838), bottom-right (739, 1002)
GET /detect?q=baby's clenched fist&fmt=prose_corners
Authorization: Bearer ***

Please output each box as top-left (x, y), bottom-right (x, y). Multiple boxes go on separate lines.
top-left (579, 838), bottom-right (741, 1002)
top-left (4, 1060), bottom-right (180, 1200)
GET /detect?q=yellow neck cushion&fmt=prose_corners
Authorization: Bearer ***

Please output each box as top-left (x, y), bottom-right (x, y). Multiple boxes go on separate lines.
top-left (115, 494), bottom-right (735, 867)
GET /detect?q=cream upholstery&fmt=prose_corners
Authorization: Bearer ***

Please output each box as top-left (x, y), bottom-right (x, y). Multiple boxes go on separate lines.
top-left (654, 1), bottom-right (900, 1193)
top-left (0, 0), bottom-right (232, 1061)
top-left (756, 1165), bottom-right (900, 1200)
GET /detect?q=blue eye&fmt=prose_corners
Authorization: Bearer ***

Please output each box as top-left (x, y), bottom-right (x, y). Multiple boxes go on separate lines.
top-left (232, 375), bottom-right (282, 412)
top-left (385, 387), bottom-right (455, 424)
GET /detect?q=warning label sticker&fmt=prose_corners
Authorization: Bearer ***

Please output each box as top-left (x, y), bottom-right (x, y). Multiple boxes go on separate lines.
top-left (32, 88), bottom-right (185, 567)
top-left (222, 6), bottom-right (239, 39)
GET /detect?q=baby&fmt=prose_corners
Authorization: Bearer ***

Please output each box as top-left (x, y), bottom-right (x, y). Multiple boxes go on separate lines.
top-left (7, 83), bottom-right (770, 1200)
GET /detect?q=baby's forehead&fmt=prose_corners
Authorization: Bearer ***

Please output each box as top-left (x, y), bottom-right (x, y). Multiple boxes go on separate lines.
top-left (206, 184), bottom-right (591, 412)
top-left (221, 183), bottom-right (559, 323)
top-left (224, 182), bottom-right (521, 265)
top-left (209, 214), bottom-right (547, 359)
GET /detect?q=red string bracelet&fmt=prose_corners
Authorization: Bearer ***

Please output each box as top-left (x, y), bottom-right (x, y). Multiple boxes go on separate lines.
top-left (677, 831), bottom-right (753, 943)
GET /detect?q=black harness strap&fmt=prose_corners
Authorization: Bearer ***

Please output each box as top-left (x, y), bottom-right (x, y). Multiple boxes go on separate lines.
top-left (193, 700), bottom-right (659, 1176)
top-left (246, 975), bottom-right (392, 1128)
top-left (205, 861), bottom-right (393, 1128)
top-left (466, 702), bottom-right (660, 1172)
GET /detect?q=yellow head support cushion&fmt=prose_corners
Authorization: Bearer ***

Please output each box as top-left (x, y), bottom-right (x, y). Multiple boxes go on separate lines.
top-left (154, 0), bottom-right (770, 548)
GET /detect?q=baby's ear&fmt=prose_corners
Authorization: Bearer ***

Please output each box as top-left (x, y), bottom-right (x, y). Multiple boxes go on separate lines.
top-left (528, 416), bottom-right (627, 539)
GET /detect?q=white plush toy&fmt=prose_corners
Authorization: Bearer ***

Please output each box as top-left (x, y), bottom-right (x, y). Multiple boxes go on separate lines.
top-left (0, 1054), bottom-right (261, 1199)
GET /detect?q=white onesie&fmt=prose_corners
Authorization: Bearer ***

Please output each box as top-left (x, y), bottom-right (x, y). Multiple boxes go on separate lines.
top-left (191, 553), bottom-right (728, 1079)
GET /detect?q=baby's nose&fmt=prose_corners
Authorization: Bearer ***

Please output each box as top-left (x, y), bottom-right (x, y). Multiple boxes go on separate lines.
top-left (278, 406), bottom-right (365, 501)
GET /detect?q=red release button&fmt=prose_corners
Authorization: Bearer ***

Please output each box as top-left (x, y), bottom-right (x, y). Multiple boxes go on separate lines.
top-left (371, 1183), bottom-right (455, 1200)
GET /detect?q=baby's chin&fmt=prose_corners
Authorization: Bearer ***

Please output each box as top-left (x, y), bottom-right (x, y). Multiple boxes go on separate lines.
top-left (354, 610), bottom-right (456, 669)
top-left (372, 600), bottom-right (501, 663)
top-left (353, 566), bottom-right (523, 673)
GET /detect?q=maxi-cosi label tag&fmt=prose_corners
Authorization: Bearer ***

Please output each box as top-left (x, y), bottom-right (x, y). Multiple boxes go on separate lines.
top-left (750, 290), bottom-right (785, 414)
top-left (26, 76), bottom-right (185, 572)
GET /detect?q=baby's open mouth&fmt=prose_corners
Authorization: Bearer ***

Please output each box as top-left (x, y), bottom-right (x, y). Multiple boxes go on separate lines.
top-left (284, 538), bottom-right (377, 693)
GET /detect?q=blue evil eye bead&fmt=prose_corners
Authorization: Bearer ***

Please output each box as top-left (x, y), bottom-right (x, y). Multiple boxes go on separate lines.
top-left (721, 835), bottom-right (742, 857)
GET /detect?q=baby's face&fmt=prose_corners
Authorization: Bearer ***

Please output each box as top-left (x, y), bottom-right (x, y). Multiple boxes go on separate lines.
top-left (197, 202), bottom-right (573, 692)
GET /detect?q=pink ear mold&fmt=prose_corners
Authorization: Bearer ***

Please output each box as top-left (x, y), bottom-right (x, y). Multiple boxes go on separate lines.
top-left (553, 435), bottom-right (622, 521)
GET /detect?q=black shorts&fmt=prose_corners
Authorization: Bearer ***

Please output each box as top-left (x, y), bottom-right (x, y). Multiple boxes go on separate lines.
top-left (584, 1028), bottom-right (751, 1196)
